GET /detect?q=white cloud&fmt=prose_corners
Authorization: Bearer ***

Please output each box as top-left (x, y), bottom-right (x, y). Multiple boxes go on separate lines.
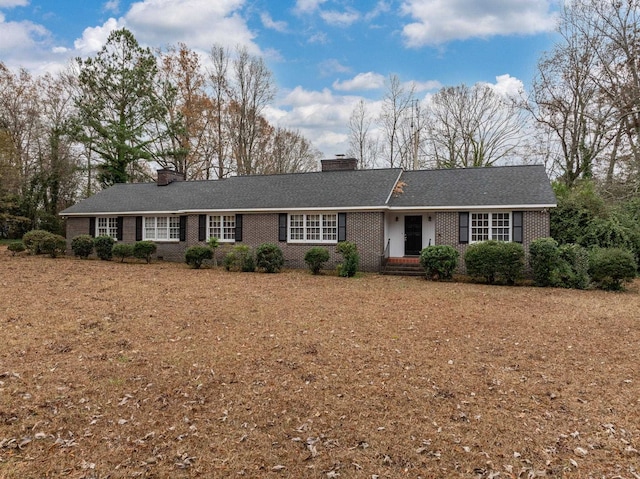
top-left (333, 72), bottom-right (385, 91)
top-left (293, 0), bottom-right (327, 15)
top-left (124, 0), bottom-right (258, 54)
top-left (266, 86), bottom-right (367, 155)
top-left (0, 0), bottom-right (28, 7)
top-left (401, 0), bottom-right (557, 47)
top-left (261, 12), bottom-right (287, 32)
top-left (365, 1), bottom-right (391, 21)
top-left (320, 9), bottom-right (360, 27)
top-left (73, 17), bottom-right (121, 55)
top-left (103, 0), bottom-right (120, 13)
top-left (482, 73), bottom-right (525, 98)
top-left (318, 58), bottom-right (351, 76)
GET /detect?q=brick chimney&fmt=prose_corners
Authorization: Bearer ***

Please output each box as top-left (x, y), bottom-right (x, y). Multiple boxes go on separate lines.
top-left (157, 169), bottom-right (186, 186)
top-left (320, 155), bottom-right (358, 172)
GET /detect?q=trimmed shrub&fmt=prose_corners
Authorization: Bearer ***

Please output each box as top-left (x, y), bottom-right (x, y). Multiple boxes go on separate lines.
top-left (529, 237), bottom-right (559, 287)
top-left (336, 241), bottom-right (359, 278)
top-left (133, 241), bottom-right (157, 264)
top-left (185, 245), bottom-right (213, 269)
top-left (555, 244), bottom-right (590, 290)
top-left (40, 233), bottom-right (67, 258)
top-left (223, 245), bottom-right (254, 272)
top-left (112, 243), bottom-right (134, 263)
top-left (22, 229), bottom-right (53, 255)
top-left (71, 234), bottom-right (95, 259)
top-left (94, 235), bottom-right (115, 261)
top-left (255, 243), bottom-right (284, 273)
top-left (7, 241), bottom-right (25, 255)
top-left (419, 245), bottom-right (459, 280)
top-left (588, 247), bottom-right (637, 291)
top-left (464, 240), bottom-right (524, 285)
top-left (304, 247), bottom-right (330, 275)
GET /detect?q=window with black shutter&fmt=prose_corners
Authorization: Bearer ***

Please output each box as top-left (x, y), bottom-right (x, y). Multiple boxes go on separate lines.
top-left (459, 212), bottom-right (469, 244)
top-left (198, 215), bottom-right (206, 242)
top-left (179, 216), bottom-right (187, 242)
top-left (235, 214), bottom-right (243, 242)
top-left (135, 216), bottom-right (143, 241)
top-left (89, 217), bottom-right (96, 237)
top-left (512, 211), bottom-right (523, 243)
top-left (278, 213), bottom-right (287, 242)
top-left (338, 213), bottom-right (346, 242)
top-left (116, 216), bottom-right (124, 241)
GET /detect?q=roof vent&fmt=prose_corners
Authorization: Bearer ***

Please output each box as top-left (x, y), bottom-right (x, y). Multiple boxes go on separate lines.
top-left (321, 156), bottom-right (357, 172)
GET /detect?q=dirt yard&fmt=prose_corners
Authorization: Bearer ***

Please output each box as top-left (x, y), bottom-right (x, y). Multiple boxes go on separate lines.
top-left (0, 249), bottom-right (639, 478)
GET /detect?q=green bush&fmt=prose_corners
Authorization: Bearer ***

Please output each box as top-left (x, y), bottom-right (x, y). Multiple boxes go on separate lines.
top-left (588, 247), bottom-right (637, 291)
top-left (207, 237), bottom-right (220, 266)
top-left (7, 241), bottom-right (25, 255)
top-left (464, 240), bottom-right (524, 285)
top-left (419, 245), bottom-right (459, 280)
top-left (304, 247), bottom-right (330, 275)
top-left (555, 244), bottom-right (590, 289)
top-left (40, 233), bottom-right (67, 258)
top-left (529, 238), bottom-right (559, 287)
top-left (185, 245), bottom-right (213, 269)
top-left (71, 234), bottom-right (95, 259)
top-left (336, 241), bottom-right (359, 277)
top-left (94, 235), bottom-right (115, 261)
top-left (22, 229), bottom-right (53, 255)
top-left (133, 241), bottom-right (157, 264)
top-left (255, 243), bottom-right (283, 273)
top-left (223, 245), bottom-right (254, 272)
top-left (112, 243), bottom-right (134, 263)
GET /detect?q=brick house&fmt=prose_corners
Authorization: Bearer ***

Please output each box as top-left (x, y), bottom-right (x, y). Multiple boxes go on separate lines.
top-left (60, 159), bottom-right (557, 272)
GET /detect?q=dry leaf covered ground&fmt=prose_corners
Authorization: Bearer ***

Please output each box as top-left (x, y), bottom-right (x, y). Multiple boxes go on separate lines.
top-left (0, 249), bottom-right (639, 479)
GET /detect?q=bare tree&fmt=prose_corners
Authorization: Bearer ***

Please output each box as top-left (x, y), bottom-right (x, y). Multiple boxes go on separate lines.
top-left (379, 75), bottom-right (415, 168)
top-left (425, 84), bottom-right (526, 168)
top-left (347, 99), bottom-right (379, 169)
top-left (229, 47), bottom-right (276, 175)
top-left (208, 45), bottom-right (233, 179)
top-left (256, 127), bottom-right (321, 174)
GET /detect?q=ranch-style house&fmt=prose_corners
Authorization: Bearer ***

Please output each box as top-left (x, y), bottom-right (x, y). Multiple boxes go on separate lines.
top-left (60, 158), bottom-right (557, 272)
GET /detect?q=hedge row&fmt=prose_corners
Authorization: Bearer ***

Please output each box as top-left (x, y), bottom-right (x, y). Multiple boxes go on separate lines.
top-left (419, 239), bottom-right (637, 291)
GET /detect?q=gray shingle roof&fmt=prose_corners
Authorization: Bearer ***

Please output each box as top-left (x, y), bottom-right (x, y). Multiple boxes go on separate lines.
top-left (60, 165), bottom-right (556, 216)
top-left (388, 165), bottom-right (556, 208)
top-left (61, 168), bottom-right (403, 215)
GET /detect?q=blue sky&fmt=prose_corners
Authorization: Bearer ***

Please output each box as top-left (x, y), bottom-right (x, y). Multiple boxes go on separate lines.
top-left (0, 0), bottom-right (561, 156)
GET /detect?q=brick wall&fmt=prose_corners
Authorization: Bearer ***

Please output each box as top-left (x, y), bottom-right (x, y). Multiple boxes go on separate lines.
top-left (435, 210), bottom-right (551, 273)
top-left (65, 212), bottom-right (386, 271)
top-left (240, 212), bottom-right (385, 272)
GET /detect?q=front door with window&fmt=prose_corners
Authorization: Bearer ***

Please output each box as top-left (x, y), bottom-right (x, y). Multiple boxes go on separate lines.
top-left (404, 215), bottom-right (422, 256)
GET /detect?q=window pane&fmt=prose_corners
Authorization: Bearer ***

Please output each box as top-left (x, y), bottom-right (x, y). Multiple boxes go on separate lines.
top-left (290, 214), bottom-right (304, 240)
top-left (322, 214), bottom-right (337, 241)
top-left (491, 213), bottom-right (510, 241)
top-left (307, 214), bottom-right (320, 241)
top-left (169, 217), bottom-right (181, 239)
top-left (223, 215), bottom-right (235, 240)
top-left (471, 213), bottom-right (489, 242)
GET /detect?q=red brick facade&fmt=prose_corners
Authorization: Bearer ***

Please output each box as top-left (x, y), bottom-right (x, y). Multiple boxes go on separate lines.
top-left (435, 210), bottom-right (550, 272)
top-left (66, 211), bottom-right (388, 272)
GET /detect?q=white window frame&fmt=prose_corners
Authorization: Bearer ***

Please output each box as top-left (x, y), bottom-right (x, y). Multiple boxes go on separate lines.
top-left (288, 213), bottom-right (338, 244)
top-left (470, 212), bottom-right (511, 243)
top-left (143, 216), bottom-right (181, 242)
top-left (207, 215), bottom-right (236, 242)
top-left (96, 217), bottom-right (118, 239)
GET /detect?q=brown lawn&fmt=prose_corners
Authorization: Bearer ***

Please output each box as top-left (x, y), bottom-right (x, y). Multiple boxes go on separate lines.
top-left (0, 248), bottom-right (639, 478)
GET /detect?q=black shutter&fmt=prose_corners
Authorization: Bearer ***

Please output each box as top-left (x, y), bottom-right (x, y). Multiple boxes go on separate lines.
top-left (89, 217), bottom-right (96, 237)
top-left (116, 216), bottom-right (124, 241)
top-left (198, 215), bottom-right (207, 241)
top-left (135, 216), bottom-right (143, 241)
top-left (179, 216), bottom-right (187, 242)
top-left (235, 214), bottom-right (243, 242)
top-left (278, 213), bottom-right (287, 242)
top-left (512, 211), bottom-right (523, 243)
top-left (459, 212), bottom-right (469, 244)
top-left (338, 213), bottom-right (347, 242)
